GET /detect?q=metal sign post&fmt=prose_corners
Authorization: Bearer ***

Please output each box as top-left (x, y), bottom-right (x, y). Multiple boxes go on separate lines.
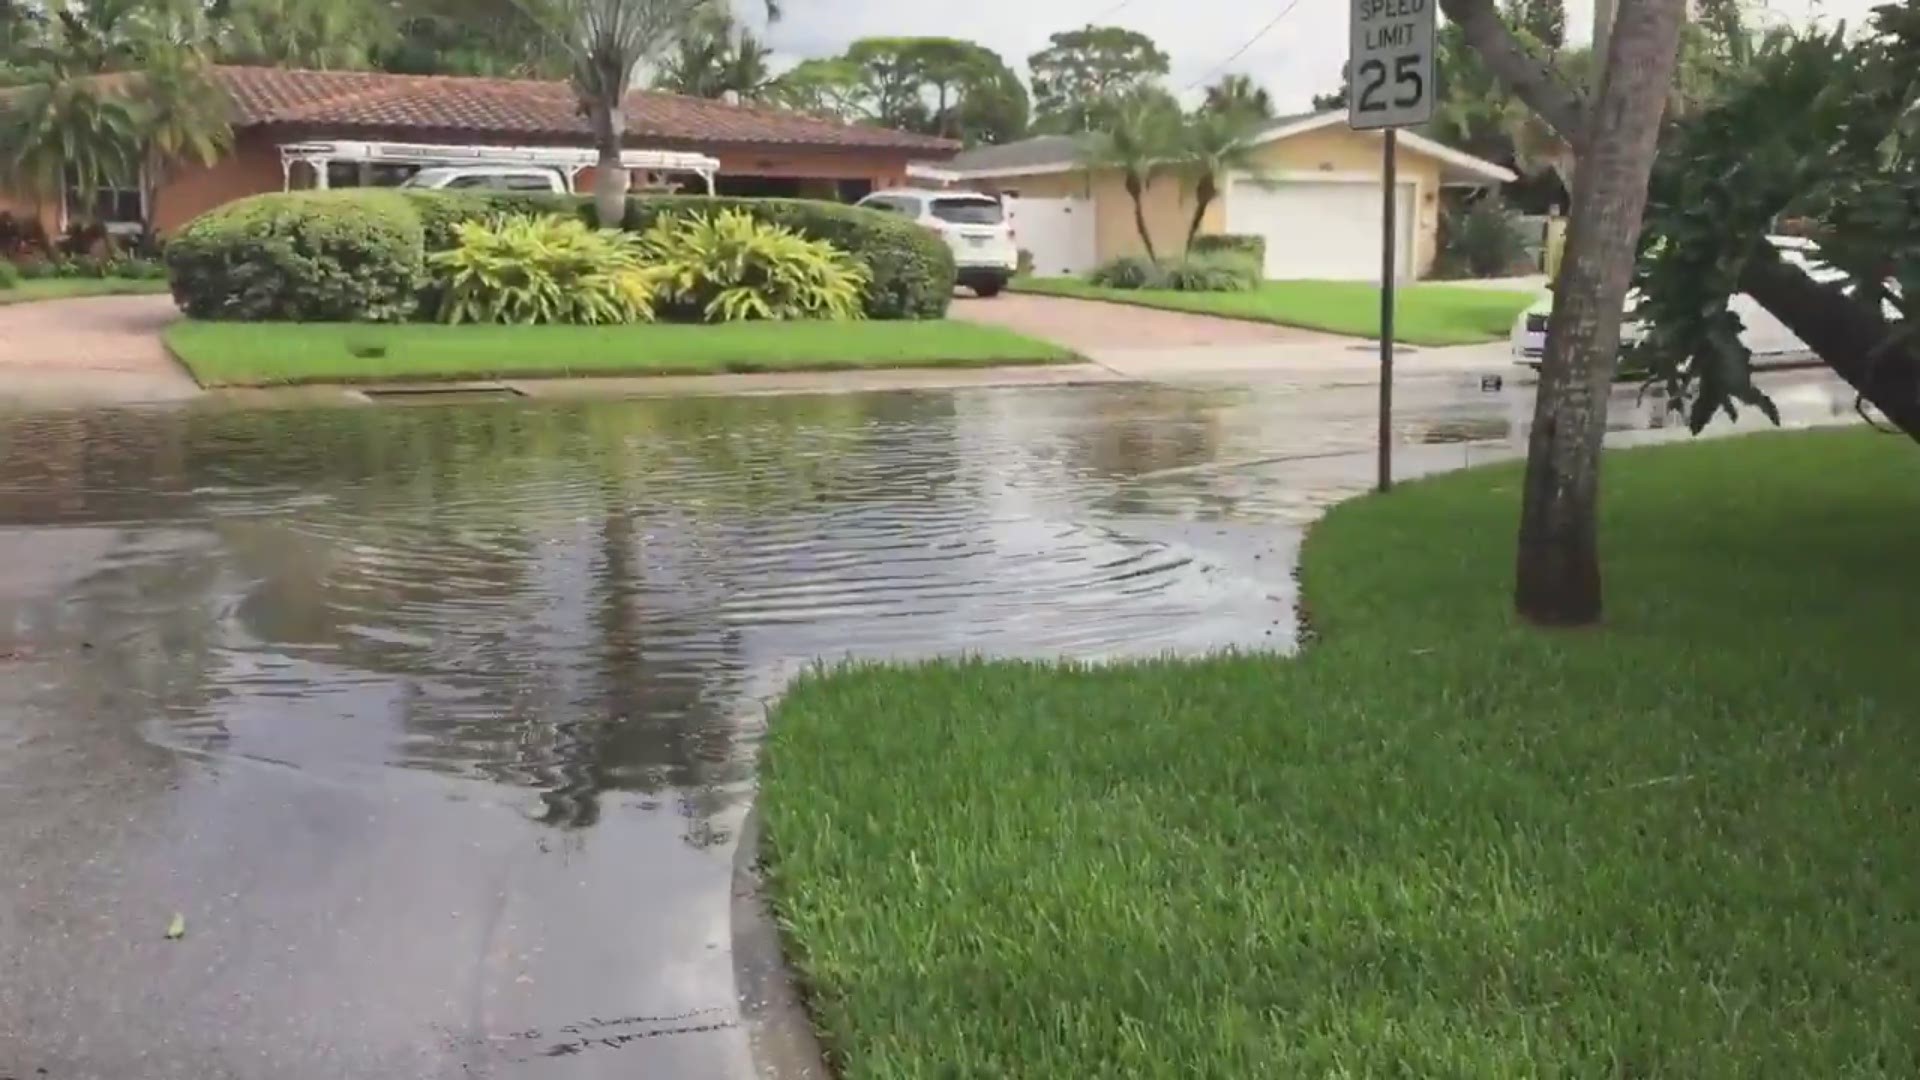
top-left (1349, 0), bottom-right (1436, 493)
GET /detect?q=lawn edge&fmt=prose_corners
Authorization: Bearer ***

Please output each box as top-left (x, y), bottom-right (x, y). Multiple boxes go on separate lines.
top-left (162, 324), bottom-right (1082, 389)
top-left (0, 280), bottom-right (173, 307)
top-left (1011, 278), bottom-right (1514, 347)
top-left (731, 808), bottom-right (836, 1080)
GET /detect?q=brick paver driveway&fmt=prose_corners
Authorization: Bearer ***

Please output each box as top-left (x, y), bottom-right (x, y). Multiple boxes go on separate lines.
top-left (0, 294), bottom-right (197, 404)
top-left (951, 291), bottom-right (1351, 352)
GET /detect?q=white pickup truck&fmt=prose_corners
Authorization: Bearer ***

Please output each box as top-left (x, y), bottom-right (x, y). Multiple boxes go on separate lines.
top-left (399, 166), bottom-right (570, 193)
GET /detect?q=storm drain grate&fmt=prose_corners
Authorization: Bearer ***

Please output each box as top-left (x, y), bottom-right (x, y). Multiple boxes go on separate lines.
top-left (358, 384), bottom-right (527, 404)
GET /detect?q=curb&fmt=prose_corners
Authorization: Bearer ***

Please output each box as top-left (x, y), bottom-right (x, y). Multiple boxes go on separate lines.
top-left (731, 807), bottom-right (832, 1079)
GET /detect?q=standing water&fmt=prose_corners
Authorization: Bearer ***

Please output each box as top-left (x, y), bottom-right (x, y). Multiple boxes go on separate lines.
top-left (0, 373), bottom-right (1858, 1077)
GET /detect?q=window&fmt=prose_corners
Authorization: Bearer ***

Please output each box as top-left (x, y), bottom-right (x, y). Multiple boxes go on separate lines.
top-left (930, 197), bottom-right (1004, 226)
top-left (502, 175), bottom-right (560, 192)
top-left (63, 167), bottom-right (143, 234)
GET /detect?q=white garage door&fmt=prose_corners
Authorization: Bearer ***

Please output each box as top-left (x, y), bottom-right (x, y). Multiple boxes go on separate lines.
top-left (1005, 196), bottom-right (1096, 277)
top-left (1225, 177), bottom-right (1415, 281)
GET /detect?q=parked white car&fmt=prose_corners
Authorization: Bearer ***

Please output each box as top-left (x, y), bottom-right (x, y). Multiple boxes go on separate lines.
top-left (1511, 236), bottom-right (1829, 369)
top-left (399, 166), bottom-right (570, 193)
top-left (856, 188), bottom-right (1019, 297)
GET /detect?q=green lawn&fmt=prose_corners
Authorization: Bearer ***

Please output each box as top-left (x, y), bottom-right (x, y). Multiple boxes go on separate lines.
top-left (0, 278), bottom-right (171, 305)
top-left (1016, 276), bottom-right (1535, 346)
top-left (761, 427), bottom-right (1920, 1078)
top-left (164, 319), bottom-right (1077, 387)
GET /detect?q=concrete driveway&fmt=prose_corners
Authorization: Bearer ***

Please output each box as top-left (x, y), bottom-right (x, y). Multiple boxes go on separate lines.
top-left (0, 294), bottom-right (196, 405)
top-left (951, 291), bottom-right (1512, 385)
top-left (952, 292), bottom-right (1349, 351)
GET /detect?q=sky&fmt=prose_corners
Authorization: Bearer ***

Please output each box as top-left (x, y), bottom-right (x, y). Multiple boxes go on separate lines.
top-left (753, 0), bottom-right (1886, 112)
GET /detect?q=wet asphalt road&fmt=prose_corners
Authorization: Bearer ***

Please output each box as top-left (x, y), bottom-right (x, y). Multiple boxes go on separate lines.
top-left (0, 371), bottom-right (1858, 1078)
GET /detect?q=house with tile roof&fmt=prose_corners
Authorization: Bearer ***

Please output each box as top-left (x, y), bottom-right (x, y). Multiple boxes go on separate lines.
top-left (0, 66), bottom-right (959, 239)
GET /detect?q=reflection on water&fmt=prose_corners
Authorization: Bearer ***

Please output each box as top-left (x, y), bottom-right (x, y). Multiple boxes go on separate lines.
top-left (0, 389), bottom-right (1292, 831)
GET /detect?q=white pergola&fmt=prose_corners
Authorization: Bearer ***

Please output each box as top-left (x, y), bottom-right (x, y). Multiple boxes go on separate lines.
top-left (277, 141), bottom-right (721, 194)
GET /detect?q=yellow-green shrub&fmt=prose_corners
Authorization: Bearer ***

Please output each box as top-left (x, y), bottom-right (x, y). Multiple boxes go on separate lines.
top-left (637, 209), bottom-right (869, 323)
top-left (426, 215), bottom-right (657, 325)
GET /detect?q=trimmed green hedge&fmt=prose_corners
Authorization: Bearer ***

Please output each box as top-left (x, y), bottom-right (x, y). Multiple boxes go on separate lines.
top-left (1190, 233), bottom-right (1267, 272)
top-left (169, 190), bottom-right (956, 322)
top-left (167, 191), bottom-right (427, 322)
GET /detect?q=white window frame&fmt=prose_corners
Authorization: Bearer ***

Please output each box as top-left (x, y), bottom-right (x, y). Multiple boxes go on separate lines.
top-left (60, 165), bottom-right (148, 237)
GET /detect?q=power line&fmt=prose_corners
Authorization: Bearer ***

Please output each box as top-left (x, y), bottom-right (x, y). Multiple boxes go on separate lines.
top-left (1184, 0), bottom-right (1307, 89)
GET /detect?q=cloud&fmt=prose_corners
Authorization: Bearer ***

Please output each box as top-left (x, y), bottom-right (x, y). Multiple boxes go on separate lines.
top-left (753, 0), bottom-right (1885, 112)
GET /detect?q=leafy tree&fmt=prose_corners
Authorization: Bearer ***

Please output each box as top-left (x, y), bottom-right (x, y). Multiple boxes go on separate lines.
top-left (949, 59), bottom-right (1028, 145)
top-left (383, 0), bottom-right (567, 76)
top-left (841, 38), bottom-right (931, 131)
top-left (1509, 0), bottom-right (1565, 49)
top-left (1077, 98), bottom-right (1180, 260)
top-left (1180, 109), bottom-right (1263, 248)
top-left (1437, 0), bottom-right (1690, 626)
top-left (899, 37), bottom-right (1025, 142)
top-left (770, 37), bottom-right (1028, 145)
top-left (1029, 25), bottom-right (1170, 133)
top-left (1633, 5), bottom-right (1920, 439)
top-left (766, 56), bottom-right (866, 121)
top-left (1201, 73), bottom-right (1274, 122)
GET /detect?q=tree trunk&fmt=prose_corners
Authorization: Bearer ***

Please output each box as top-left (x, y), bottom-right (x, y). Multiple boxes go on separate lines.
top-left (1187, 175), bottom-right (1216, 250)
top-left (1513, 0), bottom-right (1686, 626)
top-left (1741, 252), bottom-right (1920, 441)
top-left (1126, 176), bottom-right (1158, 261)
top-left (590, 98), bottom-right (630, 228)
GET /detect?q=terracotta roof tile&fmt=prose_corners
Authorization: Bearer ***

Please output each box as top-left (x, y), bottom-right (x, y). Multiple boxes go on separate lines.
top-left (209, 66), bottom-right (957, 154)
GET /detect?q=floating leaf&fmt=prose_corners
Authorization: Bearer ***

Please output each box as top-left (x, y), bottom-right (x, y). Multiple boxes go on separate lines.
top-left (166, 912), bottom-right (186, 940)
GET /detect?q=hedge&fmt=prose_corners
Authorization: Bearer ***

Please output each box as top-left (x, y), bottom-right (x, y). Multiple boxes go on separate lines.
top-left (168, 190), bottom-right (957, 322)
top-left (1190, 233), bottom-right (1267, 272)
top-left (623, 197), bottom-right (954, 320)
top-left (166, 191), bottom-right (426, 322)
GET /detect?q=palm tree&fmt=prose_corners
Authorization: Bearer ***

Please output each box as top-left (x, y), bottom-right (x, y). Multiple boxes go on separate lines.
top-left (132, 46), bottom-right (232, 242)
top-left (1078, 99), bottom-right (1180, 261)
top-left (217, 0), bottom-right (397, 70)
top-left (1180, 110), bottom-right (1263, 250)
top-left (653, 11), bottom-right (773, 101)
top-left (1201, 73), bottom-right (1273, 122)
top-left (520, 0), bottom-right (778, 227)
top-left (0, 79), bottom-right (138, 217)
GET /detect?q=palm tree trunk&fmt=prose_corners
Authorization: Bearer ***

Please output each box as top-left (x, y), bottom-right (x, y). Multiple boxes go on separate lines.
top-left (590, 95), bottom-right (629, 228)
top-left (1186, 176), bottom-right (1217, 251)
top-left (1513, 0), bottom-right (1686, 627)
top-left (1126, 176), bottom-right (1157, 261)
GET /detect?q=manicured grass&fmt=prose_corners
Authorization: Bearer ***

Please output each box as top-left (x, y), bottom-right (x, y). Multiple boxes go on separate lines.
top-left (163, 319), bottom-right (1077, 387)
top-left (1016, 276), bottom-right (1535, 346)
top-left (0, 278), bottom-right (171, 305)
top-left (761, 427), bottom-right (1920, 1077)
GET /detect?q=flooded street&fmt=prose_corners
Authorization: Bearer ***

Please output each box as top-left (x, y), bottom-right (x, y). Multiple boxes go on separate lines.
top-left (0, 371), bottom-right (1857, 1078)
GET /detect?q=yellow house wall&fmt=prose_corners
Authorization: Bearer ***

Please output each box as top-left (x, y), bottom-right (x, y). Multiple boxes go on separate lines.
top-left (967, 124), bottom-right (1450, 276)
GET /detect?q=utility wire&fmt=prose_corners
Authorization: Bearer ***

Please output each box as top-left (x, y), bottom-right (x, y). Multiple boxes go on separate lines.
top-left (1184, 0), bottom-right (1307, 89)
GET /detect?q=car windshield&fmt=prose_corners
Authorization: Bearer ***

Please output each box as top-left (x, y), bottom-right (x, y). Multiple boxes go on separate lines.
top-left (930, 198), bottom-right (1003, 225)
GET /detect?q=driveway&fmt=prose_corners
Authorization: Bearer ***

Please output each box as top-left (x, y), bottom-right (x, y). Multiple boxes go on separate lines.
top-left (952, 292), bottom-right (1349, 351)
top-left (951, 291), bottom-right (1509, 384)
top-left (0, 294), bottom-right (197, 405)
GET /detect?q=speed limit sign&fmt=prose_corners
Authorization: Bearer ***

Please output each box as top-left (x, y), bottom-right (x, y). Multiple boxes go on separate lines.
top-left (1348, 0), bottom-right (1436, 130)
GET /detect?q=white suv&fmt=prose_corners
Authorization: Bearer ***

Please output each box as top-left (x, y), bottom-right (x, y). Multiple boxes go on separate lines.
top-left (856, 188), bottom-right (1018, 297)
top-left (399, 167), bottom-right (570, 193)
